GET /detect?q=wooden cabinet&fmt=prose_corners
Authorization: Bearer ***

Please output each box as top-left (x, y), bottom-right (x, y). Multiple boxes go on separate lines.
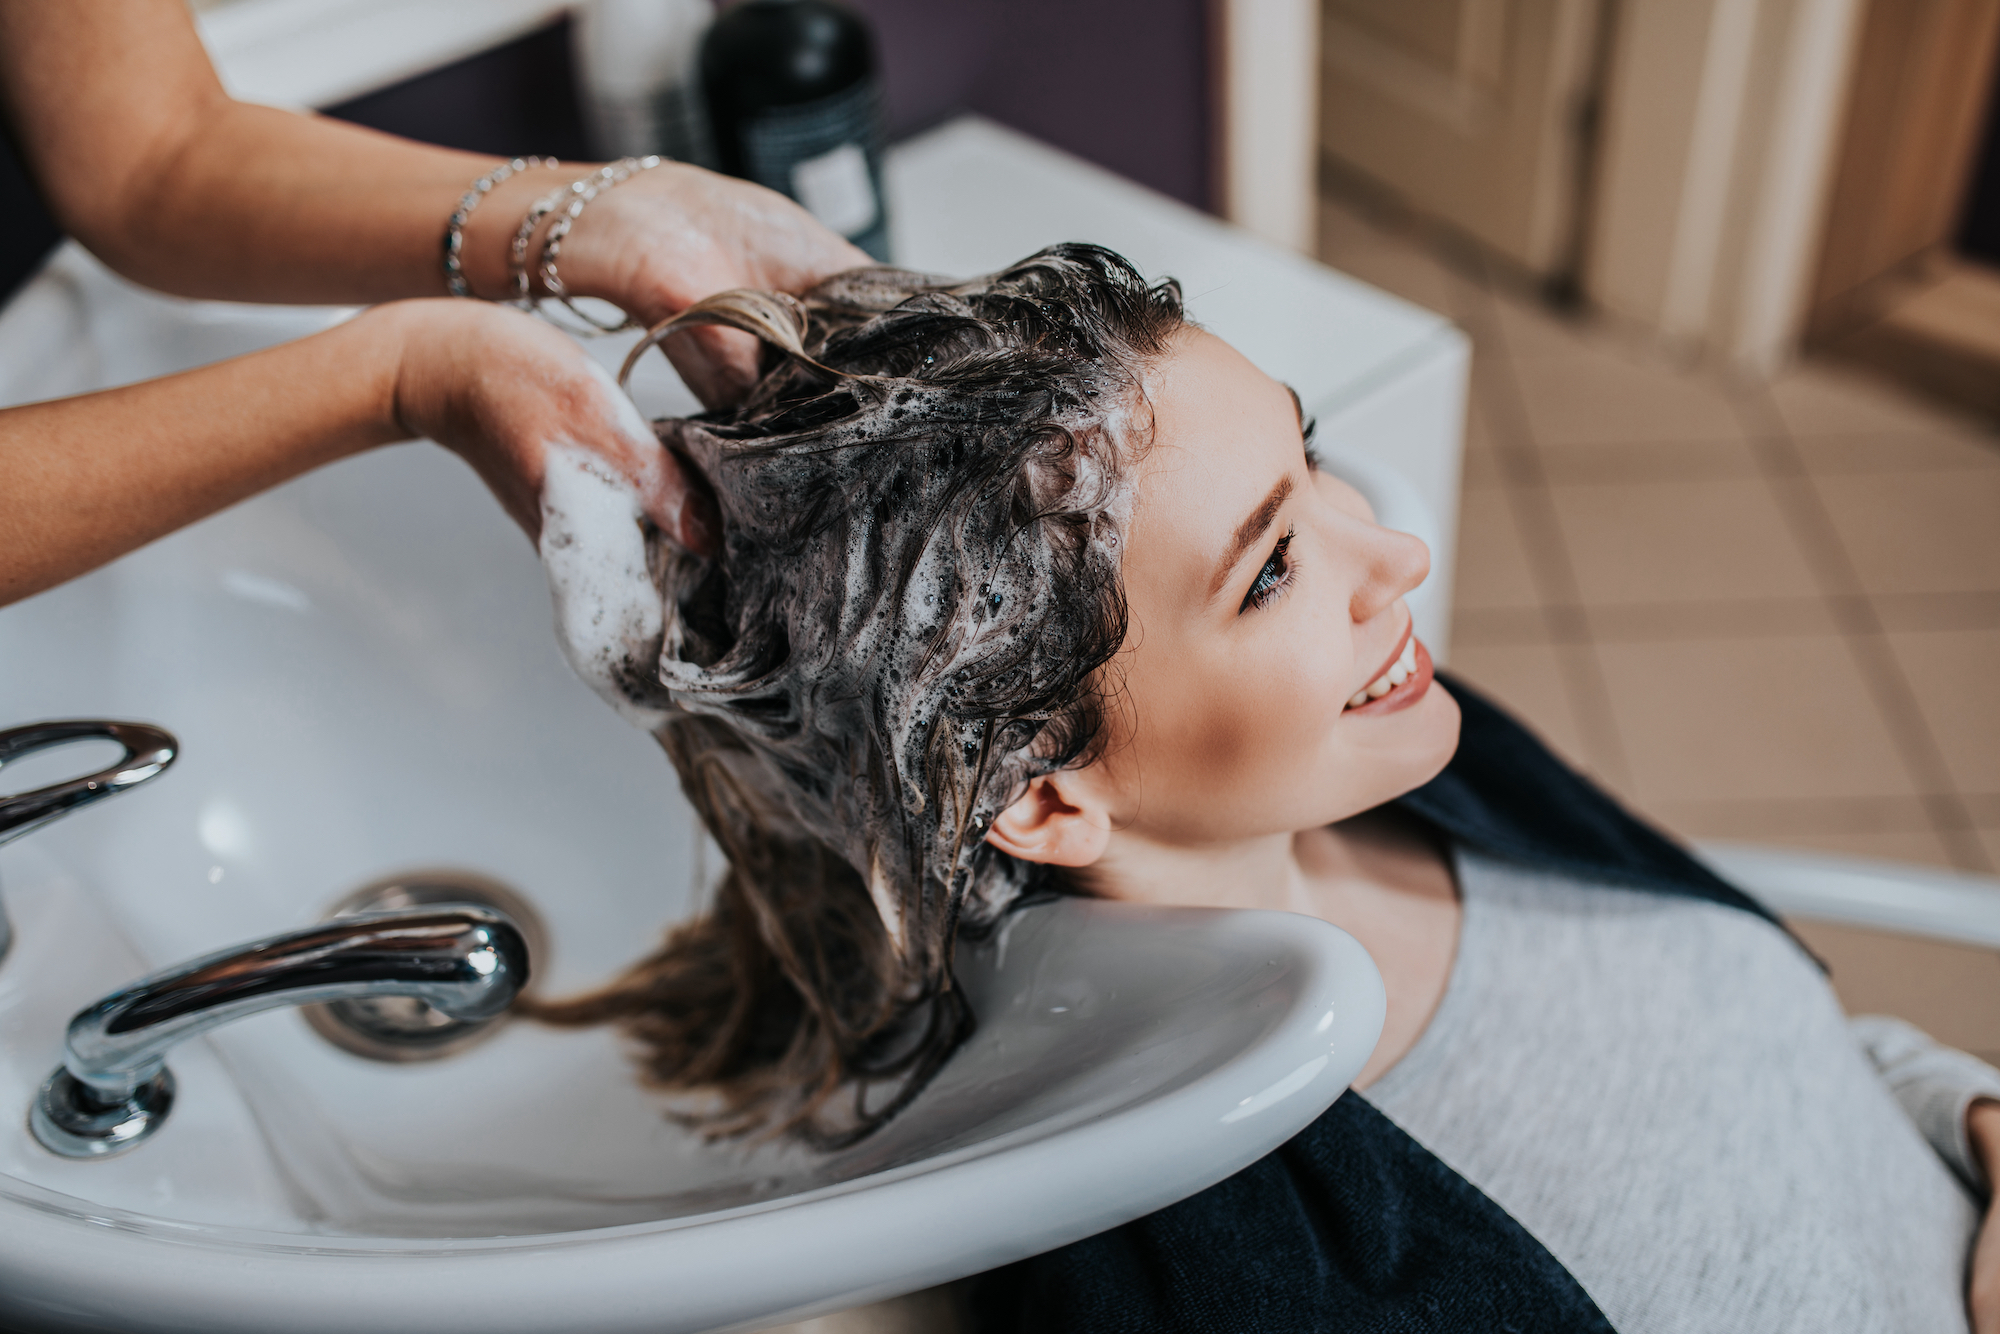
top-left (1808, 0), bottom-right (2000, 336)
top-left (1318, 0), bottom-right (1608, 280)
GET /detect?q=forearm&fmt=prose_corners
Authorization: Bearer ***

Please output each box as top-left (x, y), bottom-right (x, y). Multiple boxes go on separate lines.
top-left (61, 101), bottom-right (500, 305)
top-left (73, 102), bottom-right (581, 306)
top-left (0, 306), bottom-right (416, 605)
top-left (0, 0), bottom-right (580, 305)
top-left (0, 0), bottom-right (868, 413)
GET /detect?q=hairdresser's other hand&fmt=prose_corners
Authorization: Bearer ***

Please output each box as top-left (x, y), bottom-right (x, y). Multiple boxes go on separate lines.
top-left (543, 163), bottom-right (871, 407)
top-left (387, 300), bottom-right (717, 553)
top-left (1969, 1098), bottom-right (2000, 1333)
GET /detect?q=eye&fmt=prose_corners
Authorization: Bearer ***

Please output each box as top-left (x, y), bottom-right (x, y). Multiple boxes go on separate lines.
top-left (1240, 526), bottom-right (1297, 614)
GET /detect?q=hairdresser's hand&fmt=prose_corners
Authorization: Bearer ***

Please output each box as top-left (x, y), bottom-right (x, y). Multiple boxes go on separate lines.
top-left (545, 163), bottom-right (871, 407)
top-left (1969, 1099), bottom-right (2000, 1333)
top-left (387, 300), bottom-right (717, 553)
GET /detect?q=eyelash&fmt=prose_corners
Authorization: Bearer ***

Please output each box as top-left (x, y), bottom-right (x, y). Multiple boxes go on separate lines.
top-left (1241, 525), bottom-right (1298, 614)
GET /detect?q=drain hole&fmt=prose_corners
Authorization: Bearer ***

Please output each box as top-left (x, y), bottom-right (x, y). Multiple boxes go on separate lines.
top-left (302, 870), bottom-right (549, 1063)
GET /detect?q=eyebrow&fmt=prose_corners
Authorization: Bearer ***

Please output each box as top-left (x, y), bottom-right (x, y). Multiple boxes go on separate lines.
top-left (1209, 474), bottom-right (1295, 598)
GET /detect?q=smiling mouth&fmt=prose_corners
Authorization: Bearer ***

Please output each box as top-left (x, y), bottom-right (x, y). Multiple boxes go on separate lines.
top-left (1347, 629), bottom-right (1416, 709)
top-left (1342, 633), bottom-right (1432, 716)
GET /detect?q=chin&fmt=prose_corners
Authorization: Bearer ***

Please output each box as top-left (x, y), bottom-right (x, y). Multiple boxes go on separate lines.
top-left (1342, 681), bottom-right (1461, 812)
top-left (1409, 681), bottom-right (1462, 779)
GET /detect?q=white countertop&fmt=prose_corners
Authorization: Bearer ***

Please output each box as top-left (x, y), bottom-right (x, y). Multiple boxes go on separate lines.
top-left (887, 117), bottom-right (1464, 432)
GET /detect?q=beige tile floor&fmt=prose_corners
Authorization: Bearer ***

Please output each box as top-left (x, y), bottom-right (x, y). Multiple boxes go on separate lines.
top-left (1319, 198), bottom-right (2000, 875)
top-left (1316, 191), bottom-right (2000, 1063)
top-left (757, 195), bottom-right (2000, 1334)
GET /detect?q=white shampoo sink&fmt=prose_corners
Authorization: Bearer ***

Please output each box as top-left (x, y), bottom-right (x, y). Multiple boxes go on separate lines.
top-left (0, 240), bottom-right (1385, 1330)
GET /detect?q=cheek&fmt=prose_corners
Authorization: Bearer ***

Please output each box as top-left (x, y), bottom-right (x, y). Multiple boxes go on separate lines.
top-left (1125, 610), bottom-right (1356, 797)
top-left (1266, 624), bottom-right (1355, 744)
top-left (1191, 676), bottom-right (1330, 775)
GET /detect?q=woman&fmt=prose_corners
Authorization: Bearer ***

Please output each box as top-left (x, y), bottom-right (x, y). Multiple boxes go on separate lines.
top-left (0, 0), bottom-right (862, 606)
top-left (536, 246), bottom-right (2000, 1331)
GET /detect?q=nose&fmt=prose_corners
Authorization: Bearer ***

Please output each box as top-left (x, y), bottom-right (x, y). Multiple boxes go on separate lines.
top-left (1311, 465), bottom-right (1431, 629)
top-left (1347, 521), bottom-right (1430, 628)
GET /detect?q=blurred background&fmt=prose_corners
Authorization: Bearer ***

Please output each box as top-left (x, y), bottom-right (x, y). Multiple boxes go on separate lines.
top-left (4, 0), bottom-right (1995, 1079)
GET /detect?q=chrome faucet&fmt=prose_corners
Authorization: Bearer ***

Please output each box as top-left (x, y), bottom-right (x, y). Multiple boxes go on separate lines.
top-left (0, 720), bottom-right (178, 963)
top-left (31, 906), bottom-right (529, 1158)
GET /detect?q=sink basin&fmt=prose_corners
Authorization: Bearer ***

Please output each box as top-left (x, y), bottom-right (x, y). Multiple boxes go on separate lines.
top-left (0, 246), bottom-right (1386, 1332)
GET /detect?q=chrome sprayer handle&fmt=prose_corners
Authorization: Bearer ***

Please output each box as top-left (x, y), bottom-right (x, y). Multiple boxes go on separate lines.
top-left (0, 719), bottom-right (179, 965)
top-left (31, 907), bottom-right (529, 1159)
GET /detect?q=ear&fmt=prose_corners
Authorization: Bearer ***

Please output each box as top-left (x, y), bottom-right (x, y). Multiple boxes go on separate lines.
top-left (985, 773), bottom-right (1111, 867)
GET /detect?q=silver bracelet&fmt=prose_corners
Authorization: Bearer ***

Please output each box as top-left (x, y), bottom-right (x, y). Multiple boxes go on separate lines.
top-left (442, 156), bottom-right (556, 298)
top-left (508, 178), bottom-right (578, 305)
top-left (537, 156), bottom-right (667, 333)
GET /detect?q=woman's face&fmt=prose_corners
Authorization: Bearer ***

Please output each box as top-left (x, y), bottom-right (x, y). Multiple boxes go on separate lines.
top-left (1064, 327), bottom-right (1460, 849)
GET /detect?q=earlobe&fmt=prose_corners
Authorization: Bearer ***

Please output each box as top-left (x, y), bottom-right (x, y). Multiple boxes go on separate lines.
top-left (984, 775), bottom-right (1111, 868)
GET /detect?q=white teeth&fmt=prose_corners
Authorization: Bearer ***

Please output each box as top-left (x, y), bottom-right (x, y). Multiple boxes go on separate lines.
top-left (1346, 638), bottom-right (1422, 710)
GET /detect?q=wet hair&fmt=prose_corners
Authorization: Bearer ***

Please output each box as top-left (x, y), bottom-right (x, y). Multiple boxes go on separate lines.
top-left (526, 244), bottom-right (1186, 1146)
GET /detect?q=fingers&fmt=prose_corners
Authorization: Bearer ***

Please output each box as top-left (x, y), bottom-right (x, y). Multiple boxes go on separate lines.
top-left (648, 448), bottom-right (721, 557)
top-left (380, 297), bottom-right (727, 569)
top-left (812, 231), bottom-right (876, 275)
top-left (564, 165), bottom-right (874, 325)
top-left (537, 441), bottom-right (677, 731)
top-left (658, 324), bottom-right (763, 409)
top-left (563, 353), bottom-right (725, 559)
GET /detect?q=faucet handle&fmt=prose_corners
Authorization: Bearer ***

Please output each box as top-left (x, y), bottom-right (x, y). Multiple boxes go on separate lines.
top-left (0, 719), bottom-right (178, 847)
top-left (0, 720), bottom-right (178, 966)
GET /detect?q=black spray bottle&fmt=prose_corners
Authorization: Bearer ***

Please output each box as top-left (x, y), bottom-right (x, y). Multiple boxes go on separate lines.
top-left (700, 0), bottom-right (890, 260)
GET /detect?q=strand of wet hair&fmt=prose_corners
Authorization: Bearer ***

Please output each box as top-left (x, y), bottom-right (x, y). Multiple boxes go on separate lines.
top-left (618, 288), bottom-right (899, 394)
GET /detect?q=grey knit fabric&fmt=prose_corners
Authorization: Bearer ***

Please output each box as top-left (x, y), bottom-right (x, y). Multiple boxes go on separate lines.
top-left (1364, 851), bottom-right (1988, 1334)
top-left (1853, 1013), bottom-right (2000, 1197)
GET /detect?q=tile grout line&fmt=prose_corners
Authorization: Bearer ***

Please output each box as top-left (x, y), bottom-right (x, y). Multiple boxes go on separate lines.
top-left (1456, 260), bottom-right (1635, 793)
top-left (1733, 388), bottom-right (1994, 874)
top-left (1320, 202), bottom-right (2000, 872)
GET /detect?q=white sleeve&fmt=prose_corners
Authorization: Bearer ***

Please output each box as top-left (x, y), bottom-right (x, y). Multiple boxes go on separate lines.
top-left (1852, 1013), bottom-right (2000, 1196)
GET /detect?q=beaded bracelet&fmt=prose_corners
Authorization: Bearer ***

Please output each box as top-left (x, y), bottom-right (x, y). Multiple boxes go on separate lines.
top-left (441, 156), bottom-right (556, 299)
top-left (537, 155), bottom-right (667, 333)
top-left (508, 177), bottom-right (580, 305)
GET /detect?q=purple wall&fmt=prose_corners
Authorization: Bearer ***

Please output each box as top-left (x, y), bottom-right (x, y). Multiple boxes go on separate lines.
top-left (326, 19), bottom-right (591, 160)
top-left (323, 3), bottom-right (1215, 213)
top-left (846, 0), bottom-right (1215, 211)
